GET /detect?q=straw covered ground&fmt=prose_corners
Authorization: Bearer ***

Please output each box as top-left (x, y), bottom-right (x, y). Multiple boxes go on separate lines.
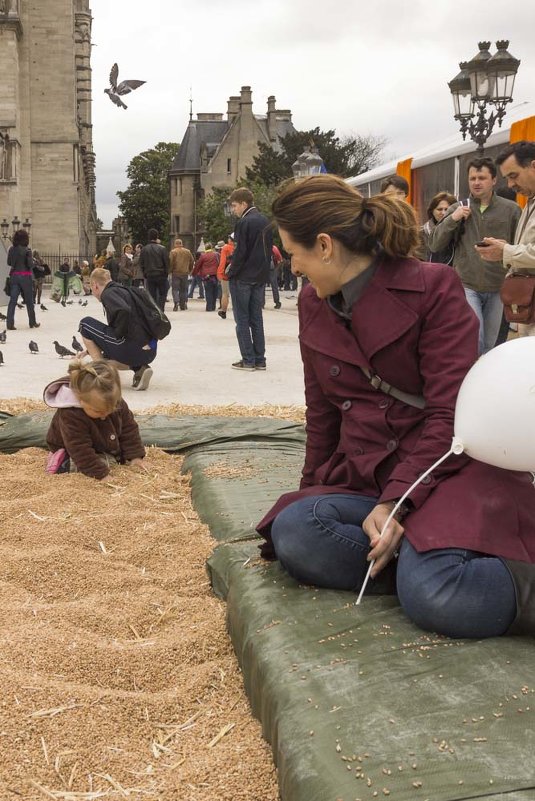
top-left (0, 436), bottom-right (281, 800)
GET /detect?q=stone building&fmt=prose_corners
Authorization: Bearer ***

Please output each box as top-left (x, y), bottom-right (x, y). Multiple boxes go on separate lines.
top-left (0, 0), bottom-right (97, 264)
top-left (169, 86), bottom-right (295, 251)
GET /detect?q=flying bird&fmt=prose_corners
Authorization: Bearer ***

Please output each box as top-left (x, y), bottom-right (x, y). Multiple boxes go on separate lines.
top-left (53, 340), bottom-right (75, 358)
top-left (72, 335), bottom-right (83, 353)
top-left (40, 304), bottom-right (48, 311)
top-left (105, 63), bottom-right (146, 109)
top-left (29, 340), bottom-right (39, 354)
top-left (0, 330), bottom-right (6, 343)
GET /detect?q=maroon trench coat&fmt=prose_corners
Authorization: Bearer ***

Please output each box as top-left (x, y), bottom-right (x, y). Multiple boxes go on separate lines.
top-left (257, 257), bottom-right (535, 564)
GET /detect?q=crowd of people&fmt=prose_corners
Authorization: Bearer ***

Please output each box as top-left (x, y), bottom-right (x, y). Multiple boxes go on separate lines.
top-left (5, 138), bottom-right (535, 640)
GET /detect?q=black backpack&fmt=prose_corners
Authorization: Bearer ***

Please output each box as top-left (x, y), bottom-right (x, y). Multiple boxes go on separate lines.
top-left (126, 286), bottom-right (171, 340)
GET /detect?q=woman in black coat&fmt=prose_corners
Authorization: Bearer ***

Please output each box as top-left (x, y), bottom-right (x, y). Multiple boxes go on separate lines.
top-left (6, 229), bottom-right (39, 329)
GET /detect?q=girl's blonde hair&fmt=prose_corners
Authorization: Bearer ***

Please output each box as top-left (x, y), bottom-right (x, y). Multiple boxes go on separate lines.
top-left (272, 174), bottom-right (420, 258)
top-left (68, 359), bottom-right (121, 413)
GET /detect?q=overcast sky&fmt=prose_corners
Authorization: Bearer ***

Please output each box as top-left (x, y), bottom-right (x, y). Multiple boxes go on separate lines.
top-left (91, 0), bottom-right (535, 227)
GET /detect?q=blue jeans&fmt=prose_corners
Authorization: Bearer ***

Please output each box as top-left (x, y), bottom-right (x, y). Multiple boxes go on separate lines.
top-left (264, 266), bottom-right (280, 305)
top-left (79, 317), bottom-right (157, 371)
top-left (203, 276), bottom-right (218, 311)
top-left (7, 274), bottom-right (36, 327)
top-left (188, 275), bottom-right (204, 299)
top-left (464, 287), bottom-right (503, 355)
top-left (271, 493), bottom-right (379, 590)
top-left (229, 279), bottom-right (266, 366)
top-left (397, 538), bottom-right (516, 638)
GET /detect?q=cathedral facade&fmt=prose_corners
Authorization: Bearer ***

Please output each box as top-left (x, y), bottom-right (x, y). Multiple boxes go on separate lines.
top-left (0, 0), bottom-right (97, 259)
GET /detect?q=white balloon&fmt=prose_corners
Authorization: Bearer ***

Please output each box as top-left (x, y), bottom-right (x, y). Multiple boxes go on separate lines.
top-left (454, 337), bottom-right (535, 471)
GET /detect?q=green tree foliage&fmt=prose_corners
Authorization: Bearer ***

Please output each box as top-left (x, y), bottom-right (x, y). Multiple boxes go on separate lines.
top-left (117, 142), bottom-right (179, 245)
top-left (198, 180), bottom-right (279, 247)
top-left (246, 128), bottom-right (386, 185)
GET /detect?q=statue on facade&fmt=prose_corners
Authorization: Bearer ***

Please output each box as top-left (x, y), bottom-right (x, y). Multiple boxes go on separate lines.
top-left (0, 1), bottom-right (11, 15)
top-left (0, 132), bottom-right (8, 180)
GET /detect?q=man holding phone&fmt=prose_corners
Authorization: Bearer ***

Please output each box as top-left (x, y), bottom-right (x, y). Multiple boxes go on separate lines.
top-left (428, 157), bottom-right (521, 354)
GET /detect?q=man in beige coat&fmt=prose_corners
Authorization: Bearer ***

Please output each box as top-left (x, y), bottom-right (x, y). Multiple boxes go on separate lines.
top-left (169, 238), bottom-right (194, 311)
top-left (477, 141), bottom-right (535, 336)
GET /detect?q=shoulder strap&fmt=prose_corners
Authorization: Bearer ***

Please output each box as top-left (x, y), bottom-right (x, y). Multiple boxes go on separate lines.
top-left (358, 365), bottom-right (425, 410)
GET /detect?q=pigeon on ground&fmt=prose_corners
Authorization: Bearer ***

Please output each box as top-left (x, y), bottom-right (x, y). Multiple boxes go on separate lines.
top-left (66, 299), bottom-right (74, 305)
top-left (0, 311), bottom-right (6, 320)
top-left (0, 350), bottom-right (3, 365)
top-left (16, 302), bottom-right (24, 309)
top-left (40, 304), bottom-right (48, 311)
top-left (81, 299), bottom-right (88, 307)
top-left (0, 330), bottom-right (6, 343)
top-left (78, 299), bottom-right (83, 305)
top-left (29, 340), bottom-right (39, 354)
top-left (105, 63), bottom-right (145, 109)
top-left (53, 340), bottom-right (75, 358)
top-left (72, 335), bottom-right (83, 353)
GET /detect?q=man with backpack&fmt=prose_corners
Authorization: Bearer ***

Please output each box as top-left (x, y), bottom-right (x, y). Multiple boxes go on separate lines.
top-left (140, 228), bottom-right (170, 311)
top-left (79, 267), bottom-right (167, 391)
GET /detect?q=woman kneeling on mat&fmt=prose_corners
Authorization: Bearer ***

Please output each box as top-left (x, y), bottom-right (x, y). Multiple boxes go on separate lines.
top-left (256, 175), bottom-right (535, 639)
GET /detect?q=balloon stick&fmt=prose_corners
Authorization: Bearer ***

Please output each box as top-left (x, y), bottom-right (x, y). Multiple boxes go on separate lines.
top-left (355, 438), bottom-right (464, 605)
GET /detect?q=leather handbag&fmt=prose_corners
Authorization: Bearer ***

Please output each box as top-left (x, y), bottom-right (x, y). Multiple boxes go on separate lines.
top-left (3, 275), bottom-right (11, 296)
top-left (500, 272), bottom-right (535, 324)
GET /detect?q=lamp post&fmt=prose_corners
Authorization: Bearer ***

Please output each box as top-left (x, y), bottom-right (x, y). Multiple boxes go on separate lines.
top-left (291, 144), bottom-right (325, 180)
top-left (448, 41), bottom-right (520, 154)
top-left (1, 215), bottom-right (29, 241)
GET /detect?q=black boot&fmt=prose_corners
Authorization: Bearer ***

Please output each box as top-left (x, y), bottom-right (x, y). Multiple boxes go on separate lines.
top-left (505, 559), bottom-right (535, 635)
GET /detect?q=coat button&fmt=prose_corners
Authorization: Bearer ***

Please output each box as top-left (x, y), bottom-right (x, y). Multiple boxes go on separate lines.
top-left (342, 400), bottom-right (352, 411)
top-left (379, 399), bottom-right (390, 409)
top-left (421, 475), bottom-right (432, 484)
top-left (110, 434), bottom-right (116, 440)
top-left (386, 439), bottom-right (398, 452)
top-left (330, 365), bottom-right (341, 377)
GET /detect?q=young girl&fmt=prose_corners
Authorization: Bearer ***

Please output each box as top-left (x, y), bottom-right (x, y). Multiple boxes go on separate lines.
top-left (44, 359), bottom-right (145, 479)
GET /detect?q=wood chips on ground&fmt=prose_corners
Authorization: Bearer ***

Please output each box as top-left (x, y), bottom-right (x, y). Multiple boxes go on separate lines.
top-left (0, 446), bottom-right (279, 801)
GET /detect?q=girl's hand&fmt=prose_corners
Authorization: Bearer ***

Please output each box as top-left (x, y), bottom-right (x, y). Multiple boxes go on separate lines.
top-left (129, 458), bottom-right (147, 472)
top-left (362, 502), bottom-right (404, 577)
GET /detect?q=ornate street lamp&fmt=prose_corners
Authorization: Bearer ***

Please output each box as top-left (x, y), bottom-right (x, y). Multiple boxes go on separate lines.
top-left (1, 218), bottom-right (9, 240)
top-left (11, 215), bottom-right (20, 232)
top-left (448, 40), bottom-right (520, 154)
top-left (292, 144), bottom-right (325, 180)
top-left (22, 217), bottom-right (31, 234)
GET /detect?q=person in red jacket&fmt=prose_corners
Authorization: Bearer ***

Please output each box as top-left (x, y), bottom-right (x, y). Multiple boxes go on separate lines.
top-left (216, 234), bottom-right (235, 319)
top-left (193, 243), bottom-right (219, 311)
top-left (257, 174), bottom-right (535, 639)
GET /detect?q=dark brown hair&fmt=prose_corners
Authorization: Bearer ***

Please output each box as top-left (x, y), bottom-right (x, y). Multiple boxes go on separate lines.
top-left (272, 175), bottom-right (419, 258)
top-left (466, 157), bottom-right (496, 178)
top-left (496, 140), bottom-right (535, 167)
top-left (229, 187), bottom-right (254, 205)
top-left (12, 229), bottom-right (29, 247)
top-left (380, 174), bottom-right (409, 195)
top-left (426, 191), bottom-right (457, 220)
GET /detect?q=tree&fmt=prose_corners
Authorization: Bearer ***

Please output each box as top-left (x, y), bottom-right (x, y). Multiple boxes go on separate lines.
top-left (246, 128), bottom-right (386, 185)
top-left (117, 142), bottom-right (179, 245)
top-left (198, 181), bottom-right (279, 247)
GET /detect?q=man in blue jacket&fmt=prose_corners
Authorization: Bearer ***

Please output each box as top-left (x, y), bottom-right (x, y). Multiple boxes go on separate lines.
top-left (227, 188), bottom-right (273, 371)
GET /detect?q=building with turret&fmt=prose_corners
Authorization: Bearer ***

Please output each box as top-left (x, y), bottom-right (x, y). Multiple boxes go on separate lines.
top-left (169, 86), bottom-right (295, 251)
top-left (0, 0), bottom-right (97, 267)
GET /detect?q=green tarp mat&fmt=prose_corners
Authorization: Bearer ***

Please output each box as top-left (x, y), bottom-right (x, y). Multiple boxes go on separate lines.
top-left (2, 411), bottom-right (535, 800)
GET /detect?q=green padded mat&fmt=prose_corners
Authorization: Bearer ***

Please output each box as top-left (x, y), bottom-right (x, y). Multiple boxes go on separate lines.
top-left (2, 411), bottom-right (535, 800)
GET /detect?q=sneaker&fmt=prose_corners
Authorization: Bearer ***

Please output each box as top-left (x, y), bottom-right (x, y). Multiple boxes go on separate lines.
top-left (231, 360), bottom-right (255, 371)
top-left (218, 310), bottom-right (226, 319)
top-left (132, 365), bottom-right (153, 389)
top-left (274, 302), bottom-right (281, 309)
top-left (255, 362), bottom-right (267, 371)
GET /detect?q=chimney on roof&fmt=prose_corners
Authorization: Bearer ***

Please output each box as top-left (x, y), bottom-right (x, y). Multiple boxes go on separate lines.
top-left (227, 95), bottom-right (240, 122)
top-left (267, 95), bottom-right (277, 141)
top-left (239, 85), bottom-right (253, 117)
